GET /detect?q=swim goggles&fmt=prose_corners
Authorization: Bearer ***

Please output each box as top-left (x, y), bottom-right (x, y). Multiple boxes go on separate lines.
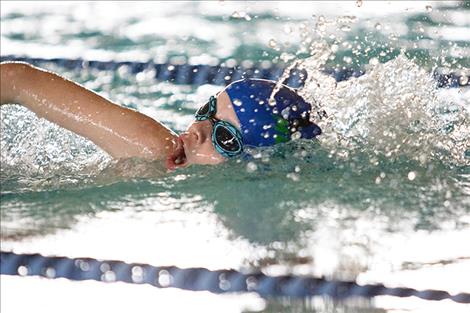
top-left (195, 96), bottom-right (244, 158)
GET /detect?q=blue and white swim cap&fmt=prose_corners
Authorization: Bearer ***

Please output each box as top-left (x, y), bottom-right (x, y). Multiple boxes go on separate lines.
top-left (225, 78), bottom-right (322, 147)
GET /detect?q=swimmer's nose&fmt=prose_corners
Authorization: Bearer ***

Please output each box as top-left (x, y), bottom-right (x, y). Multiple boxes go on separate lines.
top-left (188, 120), bottom-right (211, 145)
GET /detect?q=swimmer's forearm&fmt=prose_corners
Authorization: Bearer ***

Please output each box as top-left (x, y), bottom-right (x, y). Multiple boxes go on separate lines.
top-left (0, 62), bottom-right (178, 160)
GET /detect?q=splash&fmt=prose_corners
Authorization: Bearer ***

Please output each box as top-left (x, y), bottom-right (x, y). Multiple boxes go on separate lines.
top-left (300, 54), bottom-right (470, 166)
top-left (1, 105), bottom-right (111, 191)
top-left (270, 13), bottom-right (469, 167)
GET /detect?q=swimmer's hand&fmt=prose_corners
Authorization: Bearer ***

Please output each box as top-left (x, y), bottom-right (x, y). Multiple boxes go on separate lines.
top-left (0, 62), bottom-right (179, 162)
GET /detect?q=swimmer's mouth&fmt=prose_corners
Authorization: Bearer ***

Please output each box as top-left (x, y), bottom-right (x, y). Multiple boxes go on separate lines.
top-left (167, 135), bottom-right (187, 170)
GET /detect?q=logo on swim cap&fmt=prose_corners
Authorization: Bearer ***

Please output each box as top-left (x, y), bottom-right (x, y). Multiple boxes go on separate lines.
top-left (273, 115), bottom-right (290, 144)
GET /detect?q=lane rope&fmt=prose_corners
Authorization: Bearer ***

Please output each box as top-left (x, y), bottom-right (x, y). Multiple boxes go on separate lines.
top-left (1, 251), bottom-right (469, 303)
top-left (1, 55), bottom-right (467, 88)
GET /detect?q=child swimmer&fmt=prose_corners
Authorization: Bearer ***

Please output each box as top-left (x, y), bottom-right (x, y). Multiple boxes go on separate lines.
top-left (0, 62), bottom-right (321, 171)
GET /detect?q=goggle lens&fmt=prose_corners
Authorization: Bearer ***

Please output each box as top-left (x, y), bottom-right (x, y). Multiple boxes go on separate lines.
top-left (195, 96), bottom-right (244, 158)
top-left (214, 124), bottom-right (241, 152)
top-left (195, 102), bottom-right (210, 117)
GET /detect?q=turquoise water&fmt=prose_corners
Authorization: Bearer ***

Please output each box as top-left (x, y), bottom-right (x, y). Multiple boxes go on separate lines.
top-left (1, 2), bottom-right (470, 313)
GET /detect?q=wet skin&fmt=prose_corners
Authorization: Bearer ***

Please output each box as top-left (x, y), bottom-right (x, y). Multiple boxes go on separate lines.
top-left (166, 90), bottom-right (242, 170)
top-left (0, 62), bottom-right (241, 171)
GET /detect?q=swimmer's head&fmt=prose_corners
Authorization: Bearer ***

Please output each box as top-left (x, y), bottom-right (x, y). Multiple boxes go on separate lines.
top-left (167, 78), bottom-right (322, 170)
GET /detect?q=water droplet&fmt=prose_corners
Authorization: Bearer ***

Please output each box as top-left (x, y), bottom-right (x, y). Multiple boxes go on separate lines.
top-left (294, 166), bottom-right (301, 173)
top-left (407, 171), bottom-right (416, 181)
top-left (340, 25), bottom-right (351, 32)
top-left (284, 25), bottom-right (293, 34)
top-left (268, 98), bottom-right (277, 106)
top-left (291, 131), bottom-right (302, 140)
top-left (231, 11), bottom-right (241, 18)
top-left (445, 190), bottom-right (452, 199)
top-left (246, 162), bottom-right (258, 173)
top-left (233, 99), bottom-right (242, 106)
top-left (287, 173), bottom-right (300, 181)
top-left (262, 124), bottom-right (272, 130)
top-left (425, 5), bottom-right (432, 12)
top-left (369, 57), bottom-right (379, 66)
top-left (459, 75), bottom-right (468, 85)
top-left (356, 0), bottom-right (363, 7)
top-left (375, 23), bottom-right (382, 30)
top-left (343, 56), bottom-right (353, 64)
top-left (268, 39), bottom-right (277, 48)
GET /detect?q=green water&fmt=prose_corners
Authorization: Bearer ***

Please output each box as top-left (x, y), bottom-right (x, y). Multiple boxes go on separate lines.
top-left (1, 2), bottom-right (470, 313)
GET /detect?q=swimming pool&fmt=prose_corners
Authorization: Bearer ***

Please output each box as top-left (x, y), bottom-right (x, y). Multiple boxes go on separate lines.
top-left (1, 1), bottom-right (469, 312)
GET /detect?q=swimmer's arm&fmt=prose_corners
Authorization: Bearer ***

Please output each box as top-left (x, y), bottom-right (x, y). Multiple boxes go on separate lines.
top-left (0, 62), bottom-right (178, 160)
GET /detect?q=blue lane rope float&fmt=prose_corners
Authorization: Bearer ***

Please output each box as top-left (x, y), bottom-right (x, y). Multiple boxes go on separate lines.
top-left (1, 55), bottom-right (468, 88)
top-left (1, 251), bottom-right (469, 303)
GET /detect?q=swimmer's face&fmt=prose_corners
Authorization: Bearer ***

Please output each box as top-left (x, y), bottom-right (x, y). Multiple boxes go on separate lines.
top-left (166, 91), bottom-right (241, 170)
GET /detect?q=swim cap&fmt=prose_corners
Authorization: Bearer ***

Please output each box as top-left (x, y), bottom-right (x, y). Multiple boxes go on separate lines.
top-left (225, 78), bottom-right (322, 147)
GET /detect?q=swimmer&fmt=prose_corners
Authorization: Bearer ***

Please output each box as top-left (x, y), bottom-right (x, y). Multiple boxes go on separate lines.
top-left (1, 62), bottom-right (321, 171)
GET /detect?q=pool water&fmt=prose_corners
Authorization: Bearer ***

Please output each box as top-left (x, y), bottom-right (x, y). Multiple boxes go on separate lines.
top-left (1, 2), bottom-right (469, 313)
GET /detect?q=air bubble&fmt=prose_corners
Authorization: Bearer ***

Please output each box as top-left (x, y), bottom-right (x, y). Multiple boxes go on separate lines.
top-left (425, 5), bottom-right (432, 12)
top-left (375, 23), bottom-right (382, 30)
top-left (340, 25), bottom-right (351, 32)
